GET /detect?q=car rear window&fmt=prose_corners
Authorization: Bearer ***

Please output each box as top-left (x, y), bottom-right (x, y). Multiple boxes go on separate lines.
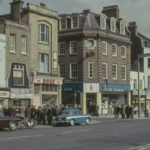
top-left (61, 111), bottom-right (72, 115)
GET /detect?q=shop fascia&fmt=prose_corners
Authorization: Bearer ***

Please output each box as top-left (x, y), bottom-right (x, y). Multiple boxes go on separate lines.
top-left (0, 91), bottom-right (10, 98)
top-left (10, 88), bottom-right (33, 99)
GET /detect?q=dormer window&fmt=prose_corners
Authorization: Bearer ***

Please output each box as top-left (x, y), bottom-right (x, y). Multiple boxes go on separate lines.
top-left (60, 17), bottom-right (66, 29)
top-left (110, 18), bottom-right (116, 32)
top-left (72, 16), bottom-right (79, 28)
top-left (100, 14), bottom-right (107, 30)
top-left (120, 20), bottom-right (126, 35)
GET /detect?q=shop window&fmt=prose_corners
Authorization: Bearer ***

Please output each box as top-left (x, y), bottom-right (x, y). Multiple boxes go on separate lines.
top-left (59, 43), bottom-right (66, 54)
top-left (72, 16), bottom-right (78, 28)
top-left (54, 85), bottom-right (57, 92)
top-left (21, 36), bottom-right (27, 53)
top-left (122, 66), bottom-right (126, 80)
top-left (61, 18), bottom-right (66, 29)
top-left (112, 64), bottom-right (117, 80)
top-left (70, 63), bottom-right (78, 78)
top-left (121, 46), bottom-right (126, 58)
top-left (148, 58), bottom-right (150, 68)
top-left (10, 34), bottom-right (16, 52)
top-left (39, 53), bottom-right (49, 73)
top-left (102, 42), bottom-right (107, 55)
top-left (34, 85), bottom-right (39, 94)
top-left (59, 64), bottom-right (66, 78)
top-left (102, 63), bottom-right (107, 79)
top-left (88, 62), bottom-right (93, 78)
top-left (112, 44), bottom-right (117, 56)
top-left (38, 24), bottom-right (49, 44)
top-left (13, 65), bottom-right (24, 86)
top-left (148, 77), bottom-right (150, 88)
top-left (70, 41), bottom-right (78, 54)
top-left (133, 79), bottom-right (137, 89)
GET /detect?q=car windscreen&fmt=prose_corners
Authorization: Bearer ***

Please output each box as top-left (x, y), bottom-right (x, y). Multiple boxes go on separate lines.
top-left (61, 111), bottom-right (72, 115)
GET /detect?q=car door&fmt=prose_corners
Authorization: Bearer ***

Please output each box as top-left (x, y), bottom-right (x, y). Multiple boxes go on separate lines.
top-left (77, 111), bottom-right (86, 123)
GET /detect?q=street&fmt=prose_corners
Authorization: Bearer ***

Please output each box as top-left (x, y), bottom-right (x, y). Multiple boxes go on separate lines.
top-left (0, 118), bottom-right (150, 150)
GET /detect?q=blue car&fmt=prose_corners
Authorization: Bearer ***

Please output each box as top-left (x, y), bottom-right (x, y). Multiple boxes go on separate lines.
top-left (54, 109), bottom-right (91, 126)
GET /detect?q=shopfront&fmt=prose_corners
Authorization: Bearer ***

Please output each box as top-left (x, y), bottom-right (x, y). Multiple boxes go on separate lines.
top-left (31, 76), bottom-right (63, 108)
top-left (9, 88), bottom-right (33, 117)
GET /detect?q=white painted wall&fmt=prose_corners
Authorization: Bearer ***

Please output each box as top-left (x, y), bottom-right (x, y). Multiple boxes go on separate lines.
top-left (0, 34), bottom-right (6, 88)
top-left (144, 47), bottom-right (150, 88)
top-left (130, 71), bottom-right (144, 90)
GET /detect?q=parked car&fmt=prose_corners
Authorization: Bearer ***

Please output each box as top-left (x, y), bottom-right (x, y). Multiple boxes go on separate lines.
top-left (53, 109), bottom-right (91, 126)
top-left (0, 111), bottom-right (21, 131)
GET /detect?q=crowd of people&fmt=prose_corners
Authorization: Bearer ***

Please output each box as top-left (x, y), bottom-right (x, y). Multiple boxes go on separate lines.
top-left (88, 102), bottom-right (99, 116)
top-left (2, 104), bottom-right (82, 125)
top-left (113, 104), bottom-right (134, 119)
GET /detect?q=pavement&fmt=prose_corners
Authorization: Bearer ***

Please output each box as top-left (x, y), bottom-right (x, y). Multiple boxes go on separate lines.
top-left (1, 117), bottom-right (150, 150)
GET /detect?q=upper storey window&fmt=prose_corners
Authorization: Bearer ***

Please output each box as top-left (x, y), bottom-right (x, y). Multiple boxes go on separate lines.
top-left (100, 14), bottom-right (107, 30)
top-left (72, 16), bottom-right (78, 28)
top-left (39, 24), bottom-right (49, 44)
top-left (110, 18), bottom-right (116, 32)
top-left (61, 18), bottom-right (66, 29)
top-left (120, 20), bottom-right (126, 35)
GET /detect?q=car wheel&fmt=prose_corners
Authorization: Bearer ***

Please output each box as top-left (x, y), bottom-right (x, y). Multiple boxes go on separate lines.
top-left (85, 118), bottom-right (90, 125)
top-left (9, 122), bottom-right (17, 131)
top-left (70, 119), bottom-right (75, 126)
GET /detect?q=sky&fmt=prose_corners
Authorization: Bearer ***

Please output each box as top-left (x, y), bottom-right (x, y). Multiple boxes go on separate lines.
top-left (0, 0), bottom-right (149, 38)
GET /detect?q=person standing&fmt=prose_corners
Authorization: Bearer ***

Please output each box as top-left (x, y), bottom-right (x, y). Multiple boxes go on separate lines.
top-left (55, 106), bottom-right (61, 116)
top-left (95, 104), bottom-right (99, 117)
top-left (113, 105), bottom-right (116, 118)
top-left (129, 105), bottom-right (134, 118)
top-left (91, 103), bottom-right (96, 116)
top-left (12, 106), bottom-right (16, 117)
top-left (42, 106), bottom-right (48, 125)
top-left (37, 107), bottom-right (42, 125)
top-left (125, 105), bottom-right (130, 118)
top-left (7, 106), bottom-right (13, 117)
top-left (47, 106), bottom-right (52, 125)
top-left (31, 106), bottom-right (36, 119)
top-left (3, 105), bottom-right (8, 116)
top-left (121, 104), bottom-right (125, 119)
top-left (116, 105), bottom-right (120, 118)
top-left (88, 102), bottom-right (92, 115)
top-left (77, 105), bottom-right (82, 112)
top-left (25, 106), bottom-right (31, 120)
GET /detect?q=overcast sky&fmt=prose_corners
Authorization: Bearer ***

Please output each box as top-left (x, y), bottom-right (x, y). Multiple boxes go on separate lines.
top-left (0, 0), bottom-right (149, 38)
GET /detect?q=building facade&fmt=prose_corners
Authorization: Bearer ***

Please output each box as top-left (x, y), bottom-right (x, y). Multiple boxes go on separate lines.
top-left (58, 6), bottom-right (131, 114)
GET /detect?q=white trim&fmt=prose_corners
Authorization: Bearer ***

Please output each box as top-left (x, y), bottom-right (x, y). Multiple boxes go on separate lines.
top-left (112, 44), bottom-right (117, 57)
top-left (70, 41), bottom-right (78, 54)
top-left (121, 46), bottom-right (126, 58)
top-left (120, 20), bottom-right (126, 35)
top-left (110, 17), bottom-right (117, 32)
top-left (102, 63), bottom-right (107, 79)
top-left (100, 14), bottom-right (107, 30)
top-left (122, 65), bottom-right (126, 80)
top-left (112, 64), bottom-right (117, 80)
top-left (66, 115), bottom-right (91, 120)
top-left (70, 62), bottom-right (78, 79)
top-left (88, 62), bottom-right (93, 78)
top-left (102, 41), bottom-right (107, 55)
top-left (71, 15), bottom-right (79, 28)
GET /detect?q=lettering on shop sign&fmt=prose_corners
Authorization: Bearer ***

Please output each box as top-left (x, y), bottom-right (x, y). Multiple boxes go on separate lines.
top-left (64, 88), bottom-right (72, 92)
top-left (43, 79), bottom-right (55, 84)
top-left (102, 88), bottom-right (128, 92)
top-left (0, 91), bottom-right (9, 97)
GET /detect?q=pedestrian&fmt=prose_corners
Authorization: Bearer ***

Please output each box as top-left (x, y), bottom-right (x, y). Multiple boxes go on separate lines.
top-left (37, 107), bottom-right (42, 125)
top-left (120, 104), bottom-right (125, 119)
top-left (129, 105), bottom-right (134, 118)
top-left (88, 102), bottom-right (92, 115)
top-left (7, 106), bottom-right (13, 117)
top-left (91, 103), bottom-right (96, 116)
top-left (25, 106), bottom-right (31, 120)
top-left (55, 106), bottom-right (61, 116)
top-left (95, 104), bottom-right (99, 117)
top-left (31, 106), bottom-right (36, 119)
top-left (42, 106), bottom-right (48, 125)
top-left (125, 105), bottom-right (130, 118)
top-left (3, 105), bottom-right (8, 116)
top-left (116, 105), bottom-right (120, 118)
top-left (12, 106), bottom-right (16, 117)
top-left (113, 105), bottom-right (116, 118)
top-left (77, 105), bottom-right (82, 112)
top-left (47, 105), bottom-right (52, 125)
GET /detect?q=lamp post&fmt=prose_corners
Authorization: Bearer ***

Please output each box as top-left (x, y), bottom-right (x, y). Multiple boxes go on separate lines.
top-left (74, 91), bottom-right (76, 105)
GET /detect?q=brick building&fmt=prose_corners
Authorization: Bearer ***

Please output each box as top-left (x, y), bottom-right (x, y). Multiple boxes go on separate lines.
top-left (58, 6), bottom-right (131, 114)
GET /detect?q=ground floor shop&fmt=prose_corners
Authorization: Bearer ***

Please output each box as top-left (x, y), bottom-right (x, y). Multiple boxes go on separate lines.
top-left (62, 83), bottom-right (131, 114)
top-left (31, 76), bottom-right (63, 108)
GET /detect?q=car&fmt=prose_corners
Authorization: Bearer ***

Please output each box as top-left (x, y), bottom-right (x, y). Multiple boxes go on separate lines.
top-left (53, 109), bottom-right (91, 126)
top-left (0, 111), bottom-right (21, 131)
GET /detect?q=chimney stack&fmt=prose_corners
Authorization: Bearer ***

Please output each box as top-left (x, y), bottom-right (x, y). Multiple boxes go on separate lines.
top-left (40, 3), bottom-right (46, 8)
top-left (129, 22), bottom-right (136, 27)
top-left (83, 9), bottom-right (90, 13)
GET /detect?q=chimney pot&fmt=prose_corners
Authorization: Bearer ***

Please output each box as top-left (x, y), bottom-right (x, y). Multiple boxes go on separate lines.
top-left (83, 9), bottom-right (90, 13)
top-left (129, 22), bottom-right (136, 26)
top-left (40, 3), bottom-right (46, 7)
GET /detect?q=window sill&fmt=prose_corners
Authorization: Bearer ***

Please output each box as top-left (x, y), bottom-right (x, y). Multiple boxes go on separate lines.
top-left (21, 52), bottom-right (28, 55)
top-left (122, 57), bottom-right (126, 59)
top-left (38, 41), bottom-right (49, 45)
top-left (10, 51), bottom-right (16, 54)
top-left (58, 54), bottom-right (65, 56)
top-left (112, 55), bottom-right (117, 57)
top-left (102, 53), bottom-right (107, 55)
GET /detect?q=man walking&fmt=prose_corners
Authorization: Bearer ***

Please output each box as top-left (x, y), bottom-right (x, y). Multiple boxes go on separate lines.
top-left (3, 105), bottom-right (7, 116)
top-left (129, 105), bottom-right (134, 118)
top-left (31, 106), bottom-right (36, 119)
top-left (47, 105), bottom-right (52, 125)
top-left (12, 106), bottom-right (16, 117)
top-left (42, 106), bottom-right (48, 125)
top-left (125, 105), bottom-right (130, 118)
top-left (120, 104), bottom-right (125, 119)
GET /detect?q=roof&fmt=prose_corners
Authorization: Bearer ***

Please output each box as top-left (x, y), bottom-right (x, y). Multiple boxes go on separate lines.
top-left (138, 32), bottom-right (150, 48)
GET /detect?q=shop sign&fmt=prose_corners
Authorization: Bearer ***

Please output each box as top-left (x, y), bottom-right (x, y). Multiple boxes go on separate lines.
top-left (34, 78), bottom-right (62, 85)
top-left (0, 91), bottom-right (10, 98)
top-left (10, 94), bottom-right (33, 99)
top-left (64, 88), bottom-right (72, 92)
top-left (132, 91), bottom-right (146, 96)
top-left (83, 83), bottom-right (99, 93)
top-left (11, 88), bottom-right (30, 94)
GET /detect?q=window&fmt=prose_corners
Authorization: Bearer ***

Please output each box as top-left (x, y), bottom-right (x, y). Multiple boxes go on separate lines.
top-left (120, 23), bottom-right (125, 34)
top-left (59, 43), bottom-right (66, 54)
top-left (102, 42), bottom-right (107, 54)
top-left (88, 62), bottom-right (93, 78)
top-left (121, 46), bottom-right (126, 58)
top-left (53, 52), bottom-right (57, 72)
top-left (39, 53), bottom-right (49, 72)
top-left (70, 41), bottom-right (78, 54)
top-left (60, 64), bottom-right (65, 78)
top-left (122, 66), bottom-right (126, 80)
top-left (61, 18), bottom-right (66, 29)
top-left (100, 17), bottom-right (106, 29)
top-left (42, 85), bottom-right (57, 92)
top-left (70, 63), bottom-right (78, 78)
top-left (72, 16), bottom-right (78, 28)
top-left (140, 80), bottom-right (143, 90)
top-left (112, 64), bottom-right (117, 80)
top-left (102, 63), bottom-right (107, 79)
top-left (0, 50), bottom-right (2, 61)
top-left (21, 36), bottom-right (27, 53)
top-left (13, 65), bottom-right (24, 86)
top-left (148, 58), bottom-right (150, 68)
top-left (112, 44), bottom-right (117, 56)
top-left (133, 79), bottom-right (137, 89)
top-left (39, 24), bottom-right (49, 43)
top-left (148, 77), bottom-right (150, 88)
top-left (34, 85), bottom-right (39, 94)
top-left (111, 19), bottom-right (116, 32)
top-left (10, 34), bottom-right (16, 52)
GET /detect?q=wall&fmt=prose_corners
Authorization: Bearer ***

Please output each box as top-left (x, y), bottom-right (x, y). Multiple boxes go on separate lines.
top-left (0, 34), bottom-right (6, 87)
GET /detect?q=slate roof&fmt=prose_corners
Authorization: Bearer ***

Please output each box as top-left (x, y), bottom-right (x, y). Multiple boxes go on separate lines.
top-left (138, 32), bottom-right (150, 48)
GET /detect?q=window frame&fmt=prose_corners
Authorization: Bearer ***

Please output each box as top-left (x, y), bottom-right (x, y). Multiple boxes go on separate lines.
top-left (102, 63), bottom-right (107, 79)
top-left (38, 24), bottom-right (49, 44)
top-left (21, 36), bottom-right (27, 54)
top-left (121, 65), bottom-right (126, 80)
top-left (39, 53), bottom-right (49, 73)
top-left (148, 58), bottom-right (150, 69)
top-left (88, 62), bottom-right (93, 78)
top-left (60, 17), bottom-right (67, 30)
top-left (112, 44), bottom-right (117, 57)
top-left (10, 34), bottom-right (16, 52)
top-left (59, 42), bottom-right (66, 55)
top-left (100, 14), bottom-right (107, 30)
top-left (59, 64), bottom-right (66, 78)
top-left (70, 41), bottom-right (78, 54)
top-left (121, 46), bottom-right (126, 58)
top-left (120, 20), bottom-right (126, 35)
top-left (110, 18), bottom-right (116, 32)
top-left (112, 64), bottom-right (117, 80)
top-left (102, 41), bottom-right (107, 55)
top-left (72, 16), bottom-right (79, 28)
top-left (70, 63), bottom-right (78, 79)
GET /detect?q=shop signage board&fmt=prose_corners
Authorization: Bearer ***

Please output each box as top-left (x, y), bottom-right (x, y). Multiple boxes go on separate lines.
top-left (34, 78), bottom-right (62, 85)
top-left (10, 94), bottom-right (33, 99)
top-left (132, 91), bottom-right (146, 96)
top-left (11, 88), bottom-right (30, 94)
top-left (0, 91), bottom-right (10, 98)
top-left (83, 83), bottom-right (99, 93)
top-left (146, 90), bottom-right (150, 99)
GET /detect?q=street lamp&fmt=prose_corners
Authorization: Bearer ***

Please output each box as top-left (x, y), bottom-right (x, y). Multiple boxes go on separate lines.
top-left (138, 53), bottom-right (150, 118)
top-left (74, 91), bottom-right (80, 105)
